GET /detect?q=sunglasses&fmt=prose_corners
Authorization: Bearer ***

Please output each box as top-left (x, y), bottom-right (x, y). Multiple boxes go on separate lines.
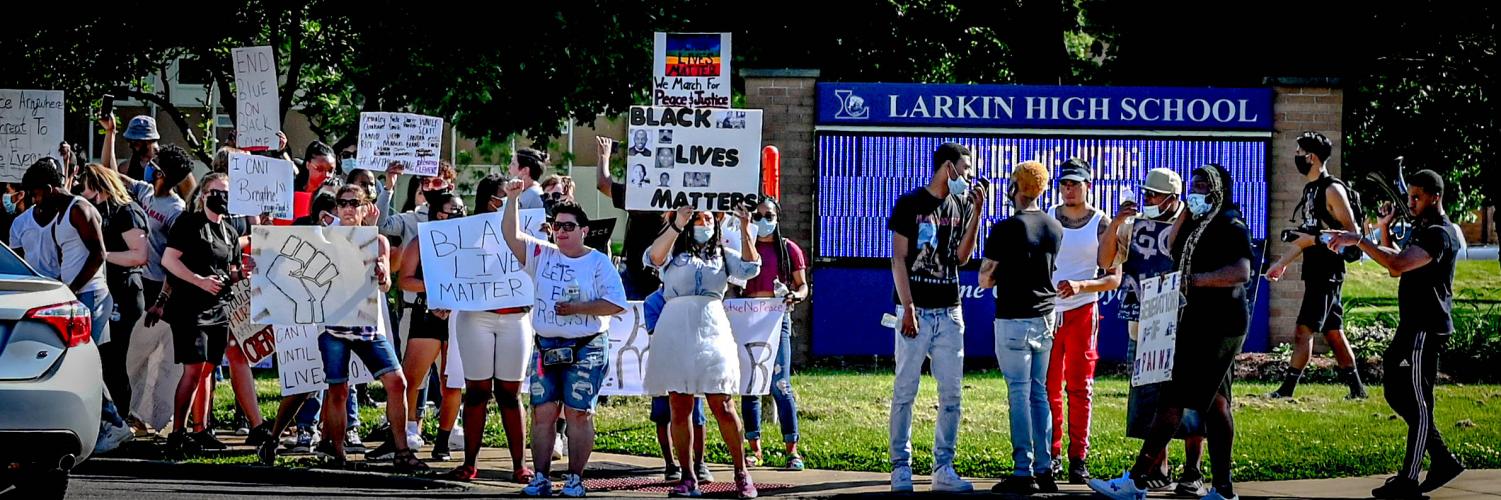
top-left (336, 198), bottom-right (365, 208)
top-left (553, 221), bottom-right (581, 232)
top-left (752, 213), bottom-right (776, 221)
top-left (546, 192), bottom-right (564, 201)
top-left (338, 151), bottom-right (356, 160)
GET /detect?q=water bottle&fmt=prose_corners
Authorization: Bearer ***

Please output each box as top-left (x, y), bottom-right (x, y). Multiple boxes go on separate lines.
top-left (564, 280), bottom-right (582, 303)
top-left (773, 279), bottom-right (791, 298)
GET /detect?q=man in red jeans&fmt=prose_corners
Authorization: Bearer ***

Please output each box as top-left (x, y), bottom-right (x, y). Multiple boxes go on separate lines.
top-left (1048, 159), bottom-right (1121, 484)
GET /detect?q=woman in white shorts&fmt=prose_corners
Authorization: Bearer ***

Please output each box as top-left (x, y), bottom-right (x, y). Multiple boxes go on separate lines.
top-left (645, 204), bottom-right (762, 499)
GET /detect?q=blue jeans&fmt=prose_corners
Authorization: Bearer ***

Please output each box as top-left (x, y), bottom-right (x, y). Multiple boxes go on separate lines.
top-left (294, 389), bottom-right (360, 430)
top-left (742, 312), bottom-right (799, 443)
top-left (318, 333), bottom-right (400, 384)
top-left (890, 306), bottom-right (965, 469)
top-left (651, 396), bottom-right (706, 426)
top-left (79, 289), bottom-right (125, 427)
top-left (529, 335), bottom-right (610, 411)
top-left (996, 315), bottom-right (1056, 477)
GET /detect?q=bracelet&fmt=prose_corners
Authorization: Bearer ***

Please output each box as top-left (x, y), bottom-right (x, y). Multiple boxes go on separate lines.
top-left (667, 221), bottom-right (683, 233)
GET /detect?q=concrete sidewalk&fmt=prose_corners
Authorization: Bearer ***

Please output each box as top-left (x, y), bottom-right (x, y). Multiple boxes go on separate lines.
top-left (92, 434), bottom-right (1497, 498)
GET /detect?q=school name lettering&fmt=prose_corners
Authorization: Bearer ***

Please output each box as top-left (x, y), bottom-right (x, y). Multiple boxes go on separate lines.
top-left (886, 95), bottom-right (1262, 124)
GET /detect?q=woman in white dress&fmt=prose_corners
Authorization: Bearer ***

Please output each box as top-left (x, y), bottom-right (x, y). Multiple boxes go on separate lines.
top-left (645, 204), bottom-right (762, 499)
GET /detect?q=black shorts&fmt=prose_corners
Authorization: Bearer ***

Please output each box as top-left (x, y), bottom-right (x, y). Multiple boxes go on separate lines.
top-left (1297, 280), bottom-right (1345, 332)
top-left (407, 309), bottom-right (450, 342)
top-left (169, 316), bottom-right (229, 366)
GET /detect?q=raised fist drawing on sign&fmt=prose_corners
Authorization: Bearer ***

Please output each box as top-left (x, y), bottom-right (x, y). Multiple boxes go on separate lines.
top-left (267, 235), bottom-right (340, 324)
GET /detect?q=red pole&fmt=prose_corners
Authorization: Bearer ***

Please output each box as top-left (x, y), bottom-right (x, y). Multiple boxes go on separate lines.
top-left (762, 145), bottom-right (781, 200)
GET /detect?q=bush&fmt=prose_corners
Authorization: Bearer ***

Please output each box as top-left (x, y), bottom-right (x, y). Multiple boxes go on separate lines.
top-left (1439, 290), bottom-right (1501, 382)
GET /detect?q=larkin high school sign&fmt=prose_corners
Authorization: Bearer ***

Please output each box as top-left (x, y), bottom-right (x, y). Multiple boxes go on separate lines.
top-left (818, 83), bottom-right (1273, 130)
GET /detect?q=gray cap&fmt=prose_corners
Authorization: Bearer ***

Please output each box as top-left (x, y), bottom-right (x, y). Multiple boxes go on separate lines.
top-left (123, 115), bottom-right (160, 141)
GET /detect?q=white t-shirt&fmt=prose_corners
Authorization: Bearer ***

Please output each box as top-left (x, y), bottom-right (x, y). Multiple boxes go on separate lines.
top-left (523, 238), bottom-right (628, 339)
top-left (8, 208), bottom-right (60, 278)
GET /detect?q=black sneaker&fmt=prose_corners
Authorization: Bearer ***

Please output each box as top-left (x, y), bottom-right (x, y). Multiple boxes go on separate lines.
top-left (1141, 472), bottom-right (1174, 491)
top-left (1421, 456), bottom-right (1465, 492)
top-left (1175, 473), bottom-right (1208, 497)
top-left (990, 475), bottom-right (1039, 495)
top-left (1068, 459), bottom-right (1091, 484)
top-left (189, 430), bottom-right (228, 451)
top-left (1372, 476), bottom-right (1422, 499)
top-left (246, 422), bottom-right (275, 447)
top-left (430, 440), bottom-right (452, 462)
top-left (257, 437), bottom-right (278, 465)
top-left (1051, 458), bottom-right (1063, 476)
top-left (313, 439), bottom-right (339, 460)
top-left (664, 463), bottom-right (682, 481)
top-left (166, 430), bottom-right (199, 454)
top-left (366, 439), bottom-right (398, 461)
top-left (1035, 471), bottom-right (1059, 494)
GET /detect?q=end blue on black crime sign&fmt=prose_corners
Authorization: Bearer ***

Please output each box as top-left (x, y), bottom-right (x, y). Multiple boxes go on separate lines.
top-left (818, 82), bottom-right (1273, 131)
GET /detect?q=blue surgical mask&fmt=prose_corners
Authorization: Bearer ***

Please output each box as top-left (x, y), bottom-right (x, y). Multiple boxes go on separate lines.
top-left (692, 226), bottom-right (714, 244)
top-left (946, 166), bottom-right (968, 197)
top-left (1186, 193), bottom-right (1212, 217)
top-left (143, 164), bottom-right (156, 183)
top-left (2, 193), bottom-right (16, 214)
top-left (753, 219), bottom-right (777, 237)
top-left (341, 158), bottom-right (357, 172)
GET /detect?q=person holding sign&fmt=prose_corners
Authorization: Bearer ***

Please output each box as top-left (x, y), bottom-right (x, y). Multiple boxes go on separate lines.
top-left (644, 204), bottom-right (762, 499)
top-left (1091, 165), bottom-right (1251, 500)
top-left (499, 180), bottom-right (627, 497)
top-left (735, 197), bottom-right (810, 471)
top-left (395, 190), bottom-right (466, 464)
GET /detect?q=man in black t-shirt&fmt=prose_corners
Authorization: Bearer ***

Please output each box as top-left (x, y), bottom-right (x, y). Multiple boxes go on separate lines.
top-left (1325, 170), bottom-right (1465, 498)
top-left (1265, 131), bottom-right (1367, 399)
top-left (979, 161), bottom-right (1063, 494)
top-left (886, 142), bottom-right (986, 493)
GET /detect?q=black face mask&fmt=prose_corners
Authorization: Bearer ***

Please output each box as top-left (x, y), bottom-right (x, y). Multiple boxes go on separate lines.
top-left (1294, 154), bottom-right (1313, 176)
top-left (206, 192), bottom-right (230, 215)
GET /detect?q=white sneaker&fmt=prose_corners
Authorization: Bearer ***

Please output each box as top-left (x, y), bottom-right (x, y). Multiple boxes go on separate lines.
top-left (931, 464), bottom-right (974, 492)
top-left (1089, 472), bottom-right (1147, 500)
top-left (1201, 487), bottom-right (1238, 500)
top-left (560, 473), bottom-right (587, 497)
top-left (890, 464), bottom-right (913, 492)
top-left (93, 422), bottom-right (133, 455)
top-left (522, 475), bottom-right (553, 496)
top-left (553, 433), bottom-right (567, 459)
top-left (405, 421), bottom-right (424, 450)
top-left (449, 425), bottom-right (465, 451)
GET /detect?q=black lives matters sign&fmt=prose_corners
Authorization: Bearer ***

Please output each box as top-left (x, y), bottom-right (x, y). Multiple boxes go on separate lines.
top-left (624, 106), bottom-right (763, 212)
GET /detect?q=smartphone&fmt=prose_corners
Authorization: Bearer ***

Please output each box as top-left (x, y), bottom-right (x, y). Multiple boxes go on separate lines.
top-left (99, 94), bottom-right (115, 122)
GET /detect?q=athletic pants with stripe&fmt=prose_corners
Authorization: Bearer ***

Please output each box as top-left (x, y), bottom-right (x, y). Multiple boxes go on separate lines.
top-left (1383, 328), bottom-right (1451, 481)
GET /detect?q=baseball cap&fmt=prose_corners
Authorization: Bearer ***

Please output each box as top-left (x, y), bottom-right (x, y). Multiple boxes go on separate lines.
top-left (123, 116), bottom-right (160, 141)
top-left (1059, 158), bottom-right (1092, 183)
top-left (1142, 168), bottom-right (1183, 195)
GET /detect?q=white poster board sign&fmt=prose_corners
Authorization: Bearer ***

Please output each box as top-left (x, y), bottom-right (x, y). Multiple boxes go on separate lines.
top-left (625, 106), bottom-right (763, 211)
top-left (356, 112), bottom-right (443, 176)
top-left (652, 33), bottom-right (732, 108)
top-left (275, 325), bottom-right (375, 396)
top-left (227, 153), bottom-right (294, 218)
top-left (600, 298), bottom-right (784, 396)
top-left (600, 302), bottom-right (649, 396)
top-left (251, 226), bottom-right (383, 327)
top-left (1132, 272), bottom-right (1180, 387)
top-left (230, 46), bottom-right (280, 150)
top-left (416, 209), bottom-right (547, 311)
top-left (0, 89), bottom-right (64, 183)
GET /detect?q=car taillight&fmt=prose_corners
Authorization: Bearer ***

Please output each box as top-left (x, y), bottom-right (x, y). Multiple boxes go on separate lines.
top-left (25, 301), bottom-right (92, 348)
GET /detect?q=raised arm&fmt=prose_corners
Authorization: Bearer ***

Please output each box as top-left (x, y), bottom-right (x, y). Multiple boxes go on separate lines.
top-left (595, 136), bottom-right (615, 197)
top-left (648, 206), bottom-right (691, 268)
top-left (500, 179), bottom-right (530, 266)
top-left (100, 116), bottom-right (119, 173)
top-left (956, 185), bottom-right (988, 266)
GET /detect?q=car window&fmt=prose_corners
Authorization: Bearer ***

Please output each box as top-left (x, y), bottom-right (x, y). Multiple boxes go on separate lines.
top-left (0, 244), bottom-right (38, 277)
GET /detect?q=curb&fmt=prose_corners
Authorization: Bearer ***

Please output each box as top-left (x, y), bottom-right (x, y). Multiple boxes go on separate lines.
top-left (75, 458), bottom-right (472, 491)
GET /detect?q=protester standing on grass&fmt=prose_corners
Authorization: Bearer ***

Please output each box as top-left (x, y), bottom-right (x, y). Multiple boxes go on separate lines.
top-left (736, 197), bottom-right (810, 471)
top-left (1092, 164), bottom-right (1252, 500)
top-left (886, 142), bottom-right (984, 493)
top-left (980, 161), bottom-right (1063, 495)
top-left (644, 204), bottom-right (762, 499)
top-left (1265, 131), bottom-right (1368, 400)
top-left (1324, 169), bottom-right (1466, 499)
top-left (1096, 167), bottom-right (1209, 495)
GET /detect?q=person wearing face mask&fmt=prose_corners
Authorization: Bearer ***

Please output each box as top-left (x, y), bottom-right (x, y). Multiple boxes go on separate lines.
top-left (886, 142), bottom-right (985, 493)
top-left (1, 182), bottom-right (31, 246)
top-left (77, 164), bottom-right (151, 453)
top-left (734, 197), bottom-right (810, 471)
top-left (1092, 164), bottom-right (1252, 500)
top-left (1096, 167), bottom-right (1208, 495)
top-left (1264, 131), bottom-right (1367, 400)
top-left (645, 204), bottom-right (762, 499)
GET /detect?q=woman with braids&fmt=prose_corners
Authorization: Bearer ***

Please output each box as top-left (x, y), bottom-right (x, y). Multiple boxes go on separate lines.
top-left (735, 197), bottom-right (810, 471)
top-left (1091, 164), bottom-right (1252, 500)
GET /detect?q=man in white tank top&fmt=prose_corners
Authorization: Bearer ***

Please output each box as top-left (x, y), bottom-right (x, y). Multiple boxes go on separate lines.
top-left (1048, 160), bottom-right (1122, 484)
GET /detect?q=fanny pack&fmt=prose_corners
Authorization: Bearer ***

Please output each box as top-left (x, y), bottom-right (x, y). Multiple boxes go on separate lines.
top-left (537, 332), bottom-right (604, 367)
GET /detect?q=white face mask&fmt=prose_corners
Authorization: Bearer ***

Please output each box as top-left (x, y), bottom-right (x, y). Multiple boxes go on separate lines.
top-left (753, 219), bottom-right (777, 236)
top-left (946, 164), bottom-right (969, 197)
top-left (1143, 203), bottom-right (1163, 219)
top-left (692, 226), bottom-right (714, 244)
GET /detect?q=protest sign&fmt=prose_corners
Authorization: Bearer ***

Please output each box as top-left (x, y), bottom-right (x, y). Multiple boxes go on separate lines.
top-left (0, 89), bottom-right (64, 183)
top-left (652, 33), bottom-right (731, 108)
top-left (1132, 272), bottom-right (1180, 387)
top-left (584, 218), bottom-right (617, 250)
top-left (227, 153), bottom-right (294, 218)
top-left (251, 226), bottom-right (383, 327)
top-left (417, 209), bottom-right (546, 311)
top-left (356, 112), bottom-right (443, 176)
top-left (600, 298), bottom-right (784, 396)
top-left (230, 46), bottom-right (280, 150)
top-left (625, 106), bottom-right (763, 211)
top-left (275, 325), bottom-right (374, 396)
top-left (227, 279), bottom-right (276, 364)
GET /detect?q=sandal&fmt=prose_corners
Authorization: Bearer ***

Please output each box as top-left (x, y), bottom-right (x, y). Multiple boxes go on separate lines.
top-left (392, 448), bottom-right (430, 473)
top-left (785, 456), bottom-right (805, 471)
top-left (446, 464), bottom-right (478, 481)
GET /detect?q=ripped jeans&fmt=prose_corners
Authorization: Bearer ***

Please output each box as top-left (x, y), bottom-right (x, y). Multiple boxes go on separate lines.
top-left (742, 312), bottom-right (799, 443)
top-left (530, 334), bottom-right (610, 411)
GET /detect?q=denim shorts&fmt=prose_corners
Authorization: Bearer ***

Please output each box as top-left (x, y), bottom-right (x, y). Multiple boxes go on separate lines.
top-left (319, 332), bottom-right (400, 385)
top-left (530, 334), bottom-right (609, 411)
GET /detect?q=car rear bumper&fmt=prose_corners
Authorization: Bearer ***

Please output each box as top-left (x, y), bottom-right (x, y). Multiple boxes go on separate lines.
top-left (0, 343), bottom-right (102, 463)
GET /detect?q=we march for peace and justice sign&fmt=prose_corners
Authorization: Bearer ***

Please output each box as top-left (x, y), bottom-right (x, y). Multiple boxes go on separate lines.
top-left (653, 32), bottom-right (731, 109)
top-left (624, 106), bottom-right (763, 212)
top-left (0, 89), bottom-right (64, 183)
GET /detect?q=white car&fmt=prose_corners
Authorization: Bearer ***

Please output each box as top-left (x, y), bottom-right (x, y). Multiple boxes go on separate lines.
top-left (0, 244), bottom-right (102, 499)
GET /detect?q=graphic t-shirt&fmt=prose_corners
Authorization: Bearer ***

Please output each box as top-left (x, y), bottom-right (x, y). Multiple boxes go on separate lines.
top-left (888, 187), bottom-right (972, 308)
top-left (524, 239), bottom-right (629, 339)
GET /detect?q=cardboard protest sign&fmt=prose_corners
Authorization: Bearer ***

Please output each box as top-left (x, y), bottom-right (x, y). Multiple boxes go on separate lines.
top-left (417, 209), bottom-right (546, 311)
top-left (600, 298), bottom-right (784, 396)
top-left (251, 226), bottom-right (383, 327)
top-left (1132, 272), bottom-right (1180, 387)
top-left (652, 33), bottom-right (731, 108)
top-left (625, 106), bottom-right (763, 211)
top-left (584, 218), bottom-right (617, 252)
top-left (227, 279), bottom-right (276, 364)
top-left (275, 324), bottom-right (374, 396)
top-left (356, 112), bottom-right (443, 176)
top-left (230, 46), bottom-right (280, 151)
top-left (0, 89), bottom-right (64, 183)
top-left (227, 153), bottom-right (294, 219)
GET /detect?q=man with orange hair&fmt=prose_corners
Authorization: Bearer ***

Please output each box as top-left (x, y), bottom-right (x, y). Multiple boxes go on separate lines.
top-left (980, 161), bottom-right (1064, 494)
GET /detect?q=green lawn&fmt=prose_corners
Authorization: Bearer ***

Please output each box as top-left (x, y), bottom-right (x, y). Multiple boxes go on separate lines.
top-left (1342, 259), bottom-right (1500, 328)
top-left (215, 371), bottom-right (1501, 481)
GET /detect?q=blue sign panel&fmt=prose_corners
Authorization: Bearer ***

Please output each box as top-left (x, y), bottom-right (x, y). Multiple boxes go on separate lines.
top-left (818, 83), bottom-right (1274, 131)
top-left (810, 266), bottom-right (1271, 361)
